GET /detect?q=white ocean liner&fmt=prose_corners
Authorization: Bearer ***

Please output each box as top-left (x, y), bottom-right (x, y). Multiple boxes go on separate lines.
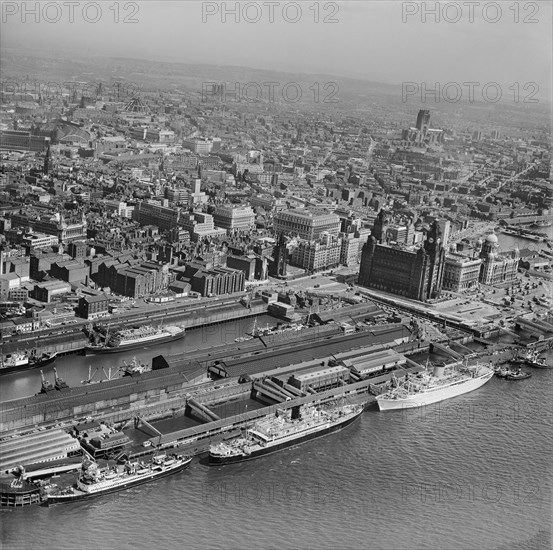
top-left (376, 361), bottom-right (494, 411)
top-left (110, 325), bottom-right (184, 347)
top-left (86, 324), bottom-right (185, 354)
top-left (44, 454), bottom-right (192, 504)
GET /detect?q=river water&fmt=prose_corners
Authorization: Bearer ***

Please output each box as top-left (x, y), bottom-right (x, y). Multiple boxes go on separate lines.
top-left (2, 348), bottom-right (551, 550)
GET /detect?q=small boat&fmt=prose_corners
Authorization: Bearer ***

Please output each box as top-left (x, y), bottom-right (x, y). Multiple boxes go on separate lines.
top-left (493, 366), bottom-right (511, 378)
top-left (0, 351), bottom-right (58, 375)
top-left (121, 357), bottom-right (150, 377)
top-left (524, 351), bottom-right (552, 369)
top-left (505, 371), bottom-right (532, 381)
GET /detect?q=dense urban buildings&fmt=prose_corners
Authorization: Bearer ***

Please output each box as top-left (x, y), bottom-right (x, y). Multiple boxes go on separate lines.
top-left (0, 59), bottom-right (550, 334)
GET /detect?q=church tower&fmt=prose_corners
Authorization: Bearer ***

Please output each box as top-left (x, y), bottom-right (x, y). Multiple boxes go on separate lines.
top-left (270, 233), bottom-right (288, 278)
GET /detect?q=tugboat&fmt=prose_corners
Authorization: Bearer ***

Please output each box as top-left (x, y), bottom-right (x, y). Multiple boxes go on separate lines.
top-left (0, 351), bottom-right (58, 375)
top-left (505, 368), bottom-right (532, 381)
top-left (121, 357), bottom-right (150, 377)
top-left (493, 365), bottom-right (511, 378)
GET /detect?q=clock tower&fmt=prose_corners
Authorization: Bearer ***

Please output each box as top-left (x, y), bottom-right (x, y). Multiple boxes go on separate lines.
top-left (423, 221), bottom-right (445, 299)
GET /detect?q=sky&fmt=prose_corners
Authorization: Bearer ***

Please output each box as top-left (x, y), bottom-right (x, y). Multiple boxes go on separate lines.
top-left (1, 1), bottom-right (552, 99)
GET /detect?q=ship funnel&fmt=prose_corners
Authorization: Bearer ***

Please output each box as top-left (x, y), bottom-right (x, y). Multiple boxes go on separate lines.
top-left (433, 365), bottom-right (445, 378)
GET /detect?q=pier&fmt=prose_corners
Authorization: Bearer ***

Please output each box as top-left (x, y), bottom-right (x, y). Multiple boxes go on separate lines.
top-left (0, 323), bottom-right (411, 433)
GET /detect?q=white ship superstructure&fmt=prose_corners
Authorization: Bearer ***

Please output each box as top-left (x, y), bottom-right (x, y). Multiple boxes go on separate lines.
top-left (210, 402), bottom-right (363, 464)
top-left (44, 454), bottom-right (192, 504)
top-left (376, 362), bottom-right (494, 411)
top-left (111, 325), bottom-right (184, 347)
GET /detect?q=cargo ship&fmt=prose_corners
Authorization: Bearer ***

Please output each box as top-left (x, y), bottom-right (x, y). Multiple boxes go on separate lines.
top-left (85, 325), bottom-right (185, 355)
top-left (376, 361), bottom-right (494, 411)
top-left (42, 453), bottom-right (192, 505)
top-left (0, 351), bottom-right (58, 376)
top-left (209, 401), bottom-right (364, 465)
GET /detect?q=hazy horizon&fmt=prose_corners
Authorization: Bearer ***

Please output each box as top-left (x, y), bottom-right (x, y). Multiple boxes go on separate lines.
top-left (2, 1), bottom-right (551, 100)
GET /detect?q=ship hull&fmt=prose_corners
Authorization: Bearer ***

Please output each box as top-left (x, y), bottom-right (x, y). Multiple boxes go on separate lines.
top-left (44, 458), bottom-right (192, 505)
top-left (0, 353), bottom-right (58, 376)
top-left (85, 329), bottom-right (185, 355)
top-left (376, 371), bottom-right (493, 411)
top-left (209, 409), bottom-right (362, 465)
top-left (525, 361), bottom-right (552, 369)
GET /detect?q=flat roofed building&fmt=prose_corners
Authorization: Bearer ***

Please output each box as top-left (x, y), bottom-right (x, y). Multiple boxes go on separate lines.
top-left (290, 233), bottom-right (341, 272)
top-left (274, 209), bottom-right (340, 240)
top-left (133, 202), bottom-right (182, 231)
top-left (21, 233), bottom-right (58, 250)
top-left (443, 254), bottom-right (482, 293)
top-left (289, 365), bottom-right (350, 391)
top-left (341, 349), bottom-right (406, 377)
top-left (213, 205), bottom-right (255, 232)
top-left (181, 212), bottom-right (226, 242)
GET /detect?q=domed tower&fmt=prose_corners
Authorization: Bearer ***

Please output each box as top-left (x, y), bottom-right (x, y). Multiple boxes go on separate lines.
top-left (480, 232), bottom-right (499, 259)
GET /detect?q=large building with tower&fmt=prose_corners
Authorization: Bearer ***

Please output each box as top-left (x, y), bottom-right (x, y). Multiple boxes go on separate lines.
top-left (478, 233), bottom-right (519, 286)
top-left (358, 210), bottom-right (446, 302)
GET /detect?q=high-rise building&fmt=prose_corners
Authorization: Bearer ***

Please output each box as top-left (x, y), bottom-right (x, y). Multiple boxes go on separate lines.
top-left (358, 216), bottom-right (445, 302)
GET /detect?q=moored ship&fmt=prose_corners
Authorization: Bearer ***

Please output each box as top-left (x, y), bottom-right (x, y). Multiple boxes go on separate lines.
top-left (42, 453), bottom-right (192, 505)
top-left (376, 361), bottom-right (494, 411)
top-left (532, 220), bottom-right (552, 229)
top-left (121, 356), bottom-right (151, 376)
top-left (85, 324), bottom-right (185, 355)
top-left (209, 401), bottom-right (364, 465)
top-left (524, 351), bottom-right (551, 369)
top-left (0, 351), bottom-right (58, 376)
